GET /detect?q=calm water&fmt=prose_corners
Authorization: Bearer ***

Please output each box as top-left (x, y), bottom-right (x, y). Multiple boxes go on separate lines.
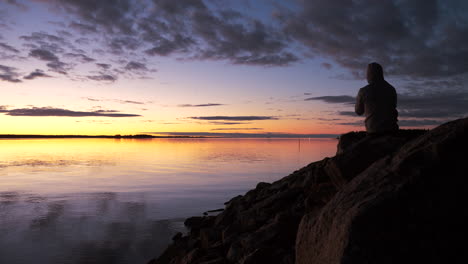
top-left (0, 138), bottom-right (336, 264)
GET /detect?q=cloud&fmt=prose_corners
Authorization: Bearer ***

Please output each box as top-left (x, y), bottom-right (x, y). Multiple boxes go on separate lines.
top-left (121, 61), bottom-right (154, 77)
top-left (20, 32), bottom-right (65, 44)
top-left (116, 100), bottom-right (145, 105)
top-left (0, 42), bottom-right (19, 53)
top-left (36, 0), bottom-right (298, 66)
top-left (321, 63), bottom-right (332, 70)
top-left (29, 48), bottom-right (70, 74)
top-left (211, 128), bottom-right (263, 131)
top-left (313, 91), bottom-right (468, 121)
top-left (6, 0), bottom-right (467, 80)
top-left (208, 121), bottom-right (250, 125)
top-left (397, 92), bottom-right (468, 119)
top-left (189, 10), bottom-right (298, 66)
top-left (230, 53), bottom-right (298, 66)
top-left (4, 0), bottom-right (27, 9)
top-left (46, 61), bottom-right (69, 74)
top-left (144, 34), bottom-right (194, 56)
top-left (24, 69), bottom-right (52, 80)
top-left (178, 103), bottom-right (225, 107)
top-left (69, 22), bottom-right (98, 34)
top-left (87, 74), bottom-right (117, 82)
top-left (85, 97), bottom-right (100, 102)
top-left (64, 52), bottom-right (95, 63)
top-left (337, 119), bottom-right (443, 127)
top-left (337, 111), bottom-right (356, 117)
top-left (124, 61), bottom-right (147, 71)
top-left (2, 107), bottom-right (140, 117)
top-left (29, 49), bottom-right (59, 61)
top-left (305, 95), bottom-right (355, 104)
top-left (83, 97), bottom-right (146, 104)
top-left (398, 119), bottom-right (444, 127)
top-left (93, 109), bottom-right (120, 113)
top-left (312, 91), bottom-right (468, 129)
top-left (96, 63), bottom-right (111, 70)
top-left (0, 64), bottom-right (21, 83)
top-left (190, 116), bottom-right (278, 121)
top-left (20, 32), bottom-right (71, 54)
top-left (282, 0), bottom-right (468, 78)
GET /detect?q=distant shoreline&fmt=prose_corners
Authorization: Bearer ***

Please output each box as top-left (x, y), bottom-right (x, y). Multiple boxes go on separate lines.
top-left (0, 134), bottom-right (201, 139)
top-left (0, 134), bottom-right (339, 139)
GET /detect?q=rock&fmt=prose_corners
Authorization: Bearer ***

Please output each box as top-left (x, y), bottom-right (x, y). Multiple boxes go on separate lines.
top-left (325, 130), bottom-right (425, 188)
top-left (181, 248), bottom-right (200, 264)
top-left (336, 131), bottom-right (366, 154)
top-left (199, 258), bottom-right (225, 264)
top-left (224, 195), bottom-right (242, 205)
top-left (207, 208), bottom-right (224, 213)
top-left (221, 224), bottom-right (240, 244)
top-left (226, 241), bottom-right (243, 263)
top-left (240, 247), bottom-right (283, 264)
top-left (296, 118), bottom-right (468, 264)
top-left (336, 129), bottom-right (426, 154)
top-left (199, 228), bottom-right (221, 249)
top-left (172, 232), bottom-right (183, 241)
top-left (203, 208), bottom-right (224, 217)
top-left (256, 182), bottom-right (271, 190)
top-left (184, 216), bottom-right (203, 229)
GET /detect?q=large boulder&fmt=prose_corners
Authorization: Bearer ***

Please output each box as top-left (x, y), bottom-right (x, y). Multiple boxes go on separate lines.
top-left (296, 117), bottom-right (468, 264)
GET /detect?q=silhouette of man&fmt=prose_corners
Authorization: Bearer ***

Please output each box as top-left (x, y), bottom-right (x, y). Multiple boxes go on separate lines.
top-left (355, 63), bottom-right (398, 134)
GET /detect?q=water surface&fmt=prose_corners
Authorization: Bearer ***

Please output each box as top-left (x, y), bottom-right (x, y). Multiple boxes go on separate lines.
top-left (0, 138), bottom-right (336, 263)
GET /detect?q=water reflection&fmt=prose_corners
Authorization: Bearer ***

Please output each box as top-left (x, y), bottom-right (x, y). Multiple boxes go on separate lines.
top-left (0, 191), bottom-right (184, 264)
top-left (0, 159), bottom-right (114, 168)
top-left (0, 138), bottom-right (337, 263)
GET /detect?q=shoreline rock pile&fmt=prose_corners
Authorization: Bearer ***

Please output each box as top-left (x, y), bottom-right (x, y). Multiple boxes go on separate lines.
top-left (149, 117), bottom-right (468, 264)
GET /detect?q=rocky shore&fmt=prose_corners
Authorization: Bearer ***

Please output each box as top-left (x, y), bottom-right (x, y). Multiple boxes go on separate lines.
top-left (148, 117), bottom-right (468, 264)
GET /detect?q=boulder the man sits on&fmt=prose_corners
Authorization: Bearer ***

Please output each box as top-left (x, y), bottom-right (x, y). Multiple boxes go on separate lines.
top-left (355, 62), bottom-right (399, 134)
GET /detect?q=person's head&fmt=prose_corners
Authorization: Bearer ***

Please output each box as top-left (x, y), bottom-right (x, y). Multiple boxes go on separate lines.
top-left (367, 62), bottom-right (384, 84)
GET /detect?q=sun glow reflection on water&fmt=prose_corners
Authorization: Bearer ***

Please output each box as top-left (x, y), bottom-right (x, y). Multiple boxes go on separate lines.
top-left (0, 138), bottom-right (336, 193)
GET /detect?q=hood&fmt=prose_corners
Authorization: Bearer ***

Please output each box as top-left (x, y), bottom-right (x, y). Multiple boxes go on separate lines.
top-left (367, 62), bottom-right (384, 84)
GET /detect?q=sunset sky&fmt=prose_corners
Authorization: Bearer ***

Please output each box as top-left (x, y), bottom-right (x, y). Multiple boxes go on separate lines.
top-left (1, 0), bottom-right (467, 136)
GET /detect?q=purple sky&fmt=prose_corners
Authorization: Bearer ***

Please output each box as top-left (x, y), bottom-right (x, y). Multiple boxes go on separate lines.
top-left (1, 0), bottom-right (467, 136)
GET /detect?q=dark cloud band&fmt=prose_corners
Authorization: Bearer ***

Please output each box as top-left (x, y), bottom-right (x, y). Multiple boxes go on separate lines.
top-left (1, 107), bottom-right (140, 117)
top-left (0, 64), bottom-right (21, 83)
top-left (190, 116), bottom-right (278, 121)
top-left (305, 96), bottom-right (355, 104)
top-left (178, 103), bottom-right (225, 107)
top-left (24, 69), bottom-right (51, 80)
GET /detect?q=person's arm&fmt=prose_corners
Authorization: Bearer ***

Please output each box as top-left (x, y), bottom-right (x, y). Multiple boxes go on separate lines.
top-left (355, 88), bottom-right (365, 116)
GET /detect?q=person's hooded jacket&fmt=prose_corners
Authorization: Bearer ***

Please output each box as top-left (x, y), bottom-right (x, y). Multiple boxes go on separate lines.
top-left (355, 63), bottom-right (399, 133)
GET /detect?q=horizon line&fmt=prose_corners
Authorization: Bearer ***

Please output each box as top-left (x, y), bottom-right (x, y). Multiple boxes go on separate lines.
top-left (143, 132), bottom-right (341, 138)
top-left (0, 132), bottom-right (342, 139)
